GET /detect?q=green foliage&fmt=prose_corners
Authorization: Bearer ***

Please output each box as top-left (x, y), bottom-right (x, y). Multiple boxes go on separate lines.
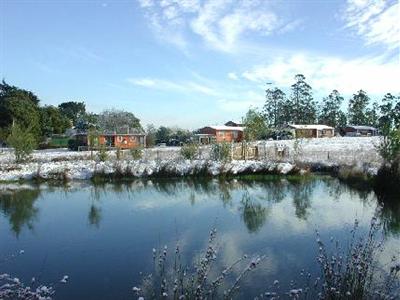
top-left (97, 145), bottom-right (108, 162)
top-left (348, 90), bottom-right (370, 125)
top-left (180, 143), bottom-right (199, 160)
top-left (145, 124), bottom-right (157, 147)
top-left (7, 123), bottom-right (37, 163)
top-left (243, 108), bottom-right (269, 141)
top-left (116, 147), bottom-right (122, 160)
top-left (378, 93), bottom-right (398, 135)
top-left (211, 142), bottom-right (231, 162)
top-left (378, 128), bottom-right (400, 163)
top-left (290, 74), bottom-right (316, 124)
top-left (0, 80), bottom-right (41, 140)
top-left (155, 126), bottom-right (172, 143)
top-left (318, 90), bottom-right (347, 128)
top-left (58, 101), bottom-right (86, 126)
top-left (130, 147), bottom-right (143, 160)
top-left (40, 105), bottom-right (71, 136)
top-left (264, 87), bottom-right (287, 127)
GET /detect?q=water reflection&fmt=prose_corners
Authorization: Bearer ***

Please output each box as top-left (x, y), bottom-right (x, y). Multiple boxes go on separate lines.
top-left (0, 176), bottom-right (399, 236)
top-left (239, 192), bottom-right (269, 233)
top-left (0, 187), bottom-right (41, 236)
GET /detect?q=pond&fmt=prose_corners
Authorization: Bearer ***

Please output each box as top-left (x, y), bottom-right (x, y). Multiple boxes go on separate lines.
top-left (0, 176), bottom-right (399, 299)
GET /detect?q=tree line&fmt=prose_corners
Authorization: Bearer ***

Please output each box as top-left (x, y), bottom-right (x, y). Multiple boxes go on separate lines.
top-left (245, 74), bottom-right (400, 139)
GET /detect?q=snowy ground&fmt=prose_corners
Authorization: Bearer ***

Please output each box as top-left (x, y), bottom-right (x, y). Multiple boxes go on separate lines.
top-left (0, 137), bottom-right (382, 182)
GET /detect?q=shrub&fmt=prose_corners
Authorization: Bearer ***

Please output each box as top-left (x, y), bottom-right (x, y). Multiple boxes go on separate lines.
top-left (133, 228), bottom-right (263, 299)
top-left (180, 143), bottom-right (199, 160)
top-left (6, 123), bottom-right (37, 163)
top-left (116, 147), bottom-right (122, 160)
top-left (97, 145), bottom-right (108, 162)
top-left (211, 142), bottom-right (231, 162)
top-left (130, 147), bottom-right (143, 160)
top-left (377, 128), bottom-right (400, 163)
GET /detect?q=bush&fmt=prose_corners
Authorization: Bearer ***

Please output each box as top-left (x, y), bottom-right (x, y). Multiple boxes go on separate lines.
top-left (7, 123), bottom-right (37, 163)
top-left (97, 145), bottom-right (108, 162)
top-left (116, 147), bottom-right (122, 160)
top-left (378, 128), bottom-right (400, 163)
top-left (180, 143), bottom-right (199, 160)
top-left (211, 142), bottom-right (231, 162)
top-left (130, 147), bottom-right (143, 160)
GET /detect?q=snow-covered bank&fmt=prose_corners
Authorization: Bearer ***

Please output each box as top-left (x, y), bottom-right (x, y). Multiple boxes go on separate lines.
top-left (0, 137), bottom-right (382, 182)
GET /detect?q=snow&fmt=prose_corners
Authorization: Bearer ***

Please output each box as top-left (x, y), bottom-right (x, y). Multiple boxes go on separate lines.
top-left (0, 137), bottom-right (383, 182)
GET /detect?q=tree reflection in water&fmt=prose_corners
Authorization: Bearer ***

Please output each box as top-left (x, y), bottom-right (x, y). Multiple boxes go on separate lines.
top-left (88, 204), bottom-right (102, 228)
top-left (0, 187), bottom-right (41, 237)
top-left (239, 192), bottom-right (269, 233)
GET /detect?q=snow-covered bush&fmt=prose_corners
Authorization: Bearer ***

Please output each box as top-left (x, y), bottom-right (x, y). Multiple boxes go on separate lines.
top-left (6, 123), bottom-right (36, 163)
top-left (211, 142), bottom-right (231, 162)
top-left (180, 143), bottom-right (199, 160)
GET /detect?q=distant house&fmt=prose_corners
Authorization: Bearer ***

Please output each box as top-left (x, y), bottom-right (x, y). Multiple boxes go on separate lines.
top-left (196, 125), bottom-right (244, 144)
top-left (73, 130), bottom-right (146, 150)
top-left (286, 124), bottom-right (335, 138)
top-left (343, 125), bottom-right (379, 137)
top-left (224, 121), bottom-right (244, 127)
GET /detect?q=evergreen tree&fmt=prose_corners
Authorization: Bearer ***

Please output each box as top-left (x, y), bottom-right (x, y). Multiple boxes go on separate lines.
top-left (243, 108), bottom-right (269, 141)
top-left (0, 81), bottom-right (41, 141)
top-left (378, 93), bottom-right (398, 134)
top-left (348, 90), bottom-right (370, 125)
top-left (264, 87), bottom-right (286, 127)
top-left (318, 90), bottom-right (346, 127)
top-left (290, 74), bottom-right (316, 124)
top-left (366, 101), bottom-right (379, 127)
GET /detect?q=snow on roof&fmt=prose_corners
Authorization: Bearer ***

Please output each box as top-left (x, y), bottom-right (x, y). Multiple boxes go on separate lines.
top-left (346, 125), bottom-right (377, 131)
top-left (287, 124), bottom-right (334, 130)
top-left (209, 125), bottom-right (244, 131)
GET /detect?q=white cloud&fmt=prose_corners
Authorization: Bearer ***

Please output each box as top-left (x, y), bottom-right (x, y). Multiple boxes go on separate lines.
top-left (342, 0), bottom-right (400, 51)
top-left (137, 0), bottom-right (300, 52)
top-left (227, 72), bottom-right (238, 80)
top-left (127, 77), bottom-right (219, 96)
top-left (241, 53), bottom-right (400, 96)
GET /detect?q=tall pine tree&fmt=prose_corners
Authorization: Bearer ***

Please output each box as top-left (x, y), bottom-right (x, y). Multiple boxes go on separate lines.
top-left (378, 93), bottom-right (396, 134)
top-left (347, 90), bottom-right (370, 125)
top-left (318, 90), bottom-right (347, 128)
top-left (264, 87), bottom-right (286, 127)
top-left (290, 74), bottom-right (316, 124)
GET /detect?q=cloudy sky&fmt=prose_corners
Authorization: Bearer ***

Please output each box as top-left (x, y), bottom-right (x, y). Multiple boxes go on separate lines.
top-left (1, 0), bottom-right (399, 128)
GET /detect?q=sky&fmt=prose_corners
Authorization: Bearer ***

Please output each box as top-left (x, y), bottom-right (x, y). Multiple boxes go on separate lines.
top-left (1, 0), bottom-right (399, 129)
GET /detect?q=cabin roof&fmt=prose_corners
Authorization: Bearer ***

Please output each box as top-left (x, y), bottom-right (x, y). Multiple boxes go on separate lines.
top-left (208, 125), bottom-right (244, 131)
top-left (287, 124), bottom-right (334, 130)
top-left (346, 125), bottom-right (377, 131)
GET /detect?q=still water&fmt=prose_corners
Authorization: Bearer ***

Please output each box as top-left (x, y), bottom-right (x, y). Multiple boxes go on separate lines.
top-left (0, 176), bottom-right (399, 299)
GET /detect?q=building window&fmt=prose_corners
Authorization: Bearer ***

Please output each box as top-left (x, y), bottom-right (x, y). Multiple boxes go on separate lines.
top-left (117, 136), bottom-right (123, 142)
top-left (218, 131), bottom-right (225, 137)
top-left (233, 131), bottom-right (238, 139)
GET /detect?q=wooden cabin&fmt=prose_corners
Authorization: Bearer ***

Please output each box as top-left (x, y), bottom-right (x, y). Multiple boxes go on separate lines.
top-left (196, 126), bottom-right (244, 144)
top-left (286, 124), bottom-right (335, 138)
top-left (343, 125), bottom-right (379, 137)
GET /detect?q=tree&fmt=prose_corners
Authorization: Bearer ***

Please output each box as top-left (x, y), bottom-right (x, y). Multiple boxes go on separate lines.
top-left (97, 109), bottom-right (142, 133)
top-left (40, 105), bottom-right (71, 136)
top-left (290, 74), bottom-right (316, 124)
top-left (7, 123), bottom-right (37, 162)
top-left (318, 90), bottom-right (347, 128)
top-left (242, 108), bottom-right (269, 141)
top-left (348, 90), bottom-right (370, 125)
top-left (0, 81), bottom-right (41, 140)
top-left (378, 93), bottom-right (396, 134)
top-left (156, 126), bottom-right (172, 143)
top-left (145, 124), bottom-right (157, 147)
top-left (366, 101), bottom-right (379, 127)
top-left (58, 101), bottom-right (86, 125)
top-left (264, 87), bottom-right (286, 127)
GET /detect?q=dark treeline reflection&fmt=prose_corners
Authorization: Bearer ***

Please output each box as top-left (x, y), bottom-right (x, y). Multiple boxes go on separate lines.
top-left (0, 176), bottom-right (398, 236)
top-left (0, 186), bottom-right (41, 236)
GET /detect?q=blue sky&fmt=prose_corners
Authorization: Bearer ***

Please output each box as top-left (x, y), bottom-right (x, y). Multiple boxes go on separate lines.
top-left (1, 0), bottom-right (399, 128)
